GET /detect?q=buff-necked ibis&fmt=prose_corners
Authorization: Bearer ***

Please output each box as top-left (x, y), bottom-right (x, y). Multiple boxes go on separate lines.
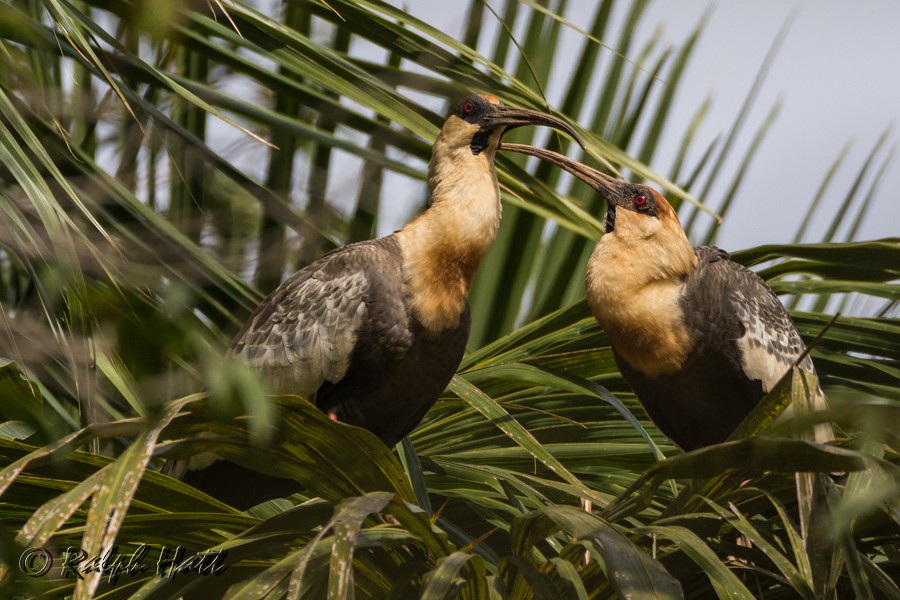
top-left (171, 97), bottom-right (582, 507)
top-left (501, 143), bottom-right (831, 450)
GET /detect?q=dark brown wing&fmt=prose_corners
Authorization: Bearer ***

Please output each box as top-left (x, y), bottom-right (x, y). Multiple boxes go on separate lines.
top-left (230, 238), bottom-right (401, 399)
top-left (621, 246), bottom-right (818, 450)
top-left (684, 246), bottom-right (811, 392)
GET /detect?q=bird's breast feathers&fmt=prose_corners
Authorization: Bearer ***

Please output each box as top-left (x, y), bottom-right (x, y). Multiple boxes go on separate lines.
top-left (397, 193), bottom-right (500, 332)
top-left (587, 278), bottom-right (694, 377)
top-left (586, 236), bottom-right (695, 377)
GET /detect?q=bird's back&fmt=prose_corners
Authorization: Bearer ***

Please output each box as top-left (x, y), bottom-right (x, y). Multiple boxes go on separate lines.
top-left (617, 246), bottom-right (813, 450)
top-left (231, 235), bottom-right (469, 446)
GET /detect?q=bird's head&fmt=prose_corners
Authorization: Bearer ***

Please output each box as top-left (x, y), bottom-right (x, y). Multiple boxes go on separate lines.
top-left (440, 94), bottom-right (583, 157)
top-left (500, 143), bottom-right (697, 278)
top-left (500, 143), bottom-right (686, 239)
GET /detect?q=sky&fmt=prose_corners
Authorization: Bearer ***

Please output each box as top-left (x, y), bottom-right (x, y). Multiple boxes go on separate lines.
top-left (384, 0), bottom-right (899, 250)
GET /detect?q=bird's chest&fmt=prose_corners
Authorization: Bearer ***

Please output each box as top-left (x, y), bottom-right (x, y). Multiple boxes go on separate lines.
top-left (587, 271), bottom-right (693, 378)
top-left (359, 290), bottom-right (469, 368)
top-left (407, 309), bottom-right (471, 372)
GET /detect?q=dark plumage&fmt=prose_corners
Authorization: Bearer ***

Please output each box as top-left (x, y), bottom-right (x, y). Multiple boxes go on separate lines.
top-left (501, 143), bottom-right (829, 450)
top-left (230, 236), bottom-right (469, 446)
top-left (618, 245), bottom-right (812, 449)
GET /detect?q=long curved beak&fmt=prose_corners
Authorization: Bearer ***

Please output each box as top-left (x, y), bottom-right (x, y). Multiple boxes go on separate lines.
top-left (499, 142), bottom-right (628, 203)
top-left (484, 106), bottom-right (585, 150)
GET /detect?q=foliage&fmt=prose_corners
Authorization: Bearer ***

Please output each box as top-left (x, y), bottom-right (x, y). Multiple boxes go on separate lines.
top-left (0, 0), bottom-right (897, 598)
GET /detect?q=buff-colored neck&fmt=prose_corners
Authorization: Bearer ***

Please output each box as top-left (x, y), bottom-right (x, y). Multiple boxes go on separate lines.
top-left (396, 137), bottom-right (502, 332)
top-left (586, 207), bottom-right (697, 376)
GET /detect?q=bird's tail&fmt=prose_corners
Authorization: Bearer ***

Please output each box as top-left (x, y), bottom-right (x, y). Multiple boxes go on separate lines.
top-left (789, 367), bottom-right (834, 531)
top-left (790, 367), bottom-right (841, 598)
top-left (811, 388), bottom-right (835, 445)
top-left (782, 365), bottom-right (834, 444)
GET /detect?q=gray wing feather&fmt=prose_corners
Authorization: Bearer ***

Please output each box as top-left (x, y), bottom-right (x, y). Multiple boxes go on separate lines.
top-left (732, 284), bottom-right (807, 359)
top-left (712, 250), bottom-right (829, 440)
top-left (696, 247), bottom-right (811, 391)
top-left (230, 249), bottom-right (373, 398)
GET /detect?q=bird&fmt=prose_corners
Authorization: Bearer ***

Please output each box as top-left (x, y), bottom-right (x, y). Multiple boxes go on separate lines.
top-left (170, 96), bottom-right (583, 507)
top-left (230, 95), bottom-right (581, 446)
top-left (500, 143), bottom-right (831, 451)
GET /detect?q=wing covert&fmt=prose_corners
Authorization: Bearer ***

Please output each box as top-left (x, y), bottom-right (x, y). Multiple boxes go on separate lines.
top-left (691, 247), bottom-right (810, 392)
top-left (230, 256), bottom-right (371, 398)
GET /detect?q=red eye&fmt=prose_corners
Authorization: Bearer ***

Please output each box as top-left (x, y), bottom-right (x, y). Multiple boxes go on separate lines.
top-left (463, 101), bottom-right (475, 114)
top-left (635, 194), bottom-right (648, 206)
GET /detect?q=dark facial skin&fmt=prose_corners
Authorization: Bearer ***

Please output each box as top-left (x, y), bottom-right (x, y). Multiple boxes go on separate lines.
top-left (451, 95), bottom-right (584, 154)
top-left (601, 183), bottom-right (658, 232)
